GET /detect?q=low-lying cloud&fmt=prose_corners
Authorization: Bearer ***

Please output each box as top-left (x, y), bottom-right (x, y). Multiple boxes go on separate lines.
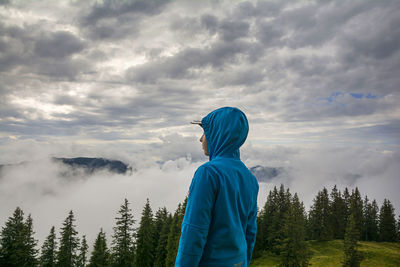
top-left (1, 141), bottom-right (399, 249)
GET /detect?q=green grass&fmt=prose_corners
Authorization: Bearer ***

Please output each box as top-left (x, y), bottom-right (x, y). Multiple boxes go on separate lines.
top-left (250, 240), bottom-right (400, 266)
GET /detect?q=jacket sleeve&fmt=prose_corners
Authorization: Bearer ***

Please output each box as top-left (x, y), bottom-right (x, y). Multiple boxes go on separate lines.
top-left (175, 166), bottom-right (217, 267)
top-left (245, 186), bottom-right (258, 266)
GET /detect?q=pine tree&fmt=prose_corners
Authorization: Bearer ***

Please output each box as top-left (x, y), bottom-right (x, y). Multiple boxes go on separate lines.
top-left (88, 229), bottom-right (110, 267)
top-left (279, 193), bottom-right (310, 267)
top-left (349, 188), bottom-right (363, 236)
top-left (153, 207), bottom-right (168, 247)
top-left (309, 187), bottom-right (332, 241)
top-left (396, 215), bottom-right (400, 242)
top-left (57, 210), bottom-right (80, 267)
top-left (77, 235), bottom-right (88, 267)
top-left (379, 199), bottom-right (397, 242)
top-left (265, 187), bottom-right (279, 250)
top-left (253, 209), bottom-right (264, 258)
top-left (135, 198), bottom-right (155, 267)
top-left (273, 186), bottom-right (292, 253)
top-left (40, 226), bottom-right (57, 267)
top-left (110, 198), bottom-right (136, 267)
top-left (24, 214), bottom-right (39, 266)
top-left (155, 213), bottom-right (172, 267)
top-left (165, 203), bottom-right (183, 266)
top-left (153, 207), bottom-right (168, 265)
top-left (370, 199), bottom-right (379, 241)
top-left (330, 185), bottom-right (346, 239)
top-left (343, 213), bottom-right (363, 267)
top-left (261, 188), bottom-right (277, 249)
top-left (343, 187), bottom-right (351, 226)
top-left (0, 207), bottom-right (38, 266)
top-left (262, 185), bottom-right (291, 253)
top-left (362, 197), bottom-right (379, 241)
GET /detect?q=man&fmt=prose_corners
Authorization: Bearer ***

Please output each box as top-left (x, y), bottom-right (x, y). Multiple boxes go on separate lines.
top-left (175, 107), bottom-right (259, 267)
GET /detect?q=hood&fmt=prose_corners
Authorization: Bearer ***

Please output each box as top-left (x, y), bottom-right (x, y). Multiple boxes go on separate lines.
top-left (201, 107), bottom-right (249, 161)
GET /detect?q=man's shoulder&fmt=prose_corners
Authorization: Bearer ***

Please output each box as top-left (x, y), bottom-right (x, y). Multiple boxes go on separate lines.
top-left (195, 161), bottom-right (217, 174)
top-left (200, 159), bottom-right (257, 180)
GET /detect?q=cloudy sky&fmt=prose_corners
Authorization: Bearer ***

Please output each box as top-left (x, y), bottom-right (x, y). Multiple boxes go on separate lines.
top-left (1, 0), bottom-right (399, 247)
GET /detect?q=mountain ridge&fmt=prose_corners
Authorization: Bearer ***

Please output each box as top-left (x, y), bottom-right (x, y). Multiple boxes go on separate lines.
top-left (1, 157), bottom-right (279, 181)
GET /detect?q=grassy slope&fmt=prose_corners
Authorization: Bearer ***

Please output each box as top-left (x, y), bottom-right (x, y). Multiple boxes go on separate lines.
top-left (250, 240), bottom-right (400, 267)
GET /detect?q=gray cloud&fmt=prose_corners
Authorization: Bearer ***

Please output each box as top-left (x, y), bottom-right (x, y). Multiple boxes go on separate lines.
top-left (79, 0), bottom-right (171, 40)
top-left (233, 0), bottom-right (286, 19)
top-left (0, 23), bottom-right (92, 79)
top-left (34, 31), bottom-right (86, 59)
top-left (81, 0), bottom-right (171, 26)
top-left (0, 23), bottom-right (32, 72)
top-left (0, 0), bottom-right (10, 5)
top-left (341, 17), bottom-right (400, 58)
top-left (218, 19), bottom-right (249, 42)
top-left (126, 40), bottom-right (254, 83)
top-left (213, 66), bottom-right (265, 87)
top-left (255, 19), bottom-right (284, 46)
top-left (200, 14), bottom-right (218, 35)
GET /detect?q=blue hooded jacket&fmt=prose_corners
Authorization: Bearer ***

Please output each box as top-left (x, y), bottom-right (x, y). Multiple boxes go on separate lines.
top-left (175, 107), bottom-right (259, 267)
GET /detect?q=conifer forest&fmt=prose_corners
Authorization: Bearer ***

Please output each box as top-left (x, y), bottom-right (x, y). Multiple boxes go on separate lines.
top-left (1, 185), bottom-right (399, 267)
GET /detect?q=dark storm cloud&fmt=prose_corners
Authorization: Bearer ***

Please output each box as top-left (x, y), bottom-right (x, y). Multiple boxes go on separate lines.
top-left (278, 1), bottom-right (380, 48)
top-left (218, 19), bottom-right (249, 42)
top-left (126, 40), bottom-right (255, 83)
top-left (0, 23), bottom-right (32, 72)
top-left (100, 85), bottom-right (200, 128)
top-left (79, 0), bottom-right (171, 40)
top-left (31, 58), bottom-right (91, 79)
top-left (255, 20), bottom-right (284, 46)
top-left (173, 14), bottom-right (250, 42)
top-left (0, 0), bottom-right (10, 5)
top-left (233, 0), bottom-right (286, 19)
top-left (81, 0), bottom-right (171, 26)
top-left (34, 31), bottom-right (86, 59)
top-left (213, 66), bottom-right (265, 87)
top-left (200, 14), bottom-right (218, 35)
top-left (336, 3), bottom-right (400, 76)
top-left (0, 22), bottom-right (91, 79)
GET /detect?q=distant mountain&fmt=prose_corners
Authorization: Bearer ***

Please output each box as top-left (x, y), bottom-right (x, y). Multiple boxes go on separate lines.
top-left (250, 165), bottom-right (283, 182)
top-left (53, 157), bottom-right (130, 174)
top-left (1, 158), bottom-right (279, 180)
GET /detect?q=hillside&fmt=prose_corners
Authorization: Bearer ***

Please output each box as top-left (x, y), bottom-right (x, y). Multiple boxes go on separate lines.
top-left (54, 157), bottom-right (130, 174)
top-left (250, 240), bottom-right (400, 267)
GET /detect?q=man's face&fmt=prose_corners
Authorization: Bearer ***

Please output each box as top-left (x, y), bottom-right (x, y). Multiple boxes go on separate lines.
top-left (200, 133), bottom-right (209, 156)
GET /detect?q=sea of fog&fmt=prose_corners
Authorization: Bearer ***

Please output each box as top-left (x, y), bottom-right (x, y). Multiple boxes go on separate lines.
top-left (0, 142), bottom-right (399, 250)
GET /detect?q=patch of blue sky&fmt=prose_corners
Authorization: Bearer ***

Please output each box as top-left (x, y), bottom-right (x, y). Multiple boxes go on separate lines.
top-left (316, 91), bottom-right (345, 106)
top-left (317, 92), bottom-right (380, 105)
top-left (365, 93), bottom-right (378, 99)
top-left (350, 92), bottom-right (379, 99)
top-left (350, 93), bottom-right (363, 99)
top-left (326, 91), bottom-right (344, 103)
